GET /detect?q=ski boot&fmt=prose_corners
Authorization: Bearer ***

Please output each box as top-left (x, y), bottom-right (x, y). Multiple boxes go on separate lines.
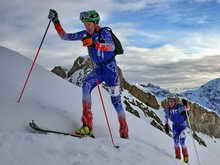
top-left (182, 147), bottom-right (189, 163)
top-left (183, 156), bottom-right (189, 163)
top-left (75, 125), bottom-right (94, 137)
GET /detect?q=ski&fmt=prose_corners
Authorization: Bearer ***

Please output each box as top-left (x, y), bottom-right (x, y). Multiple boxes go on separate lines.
top-left (29, 120), bottom-right (95, 138)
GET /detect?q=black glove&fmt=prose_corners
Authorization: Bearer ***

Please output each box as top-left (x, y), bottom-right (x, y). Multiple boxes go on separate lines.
top-left (48, 9), bottom-right (59, 24)
top-left (164, 123), bottom-right (170, 134)
top-left (182, 98), bottom-right (188, 106)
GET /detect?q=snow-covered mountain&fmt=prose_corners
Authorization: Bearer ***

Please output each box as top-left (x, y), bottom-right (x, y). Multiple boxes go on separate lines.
top-left (0, 45), bottom-right (219, 165)
top-left (138, 80), bottom-right (220, 116)
top-left (182, 78), bottom-right (220, 115)
top-left (138, 83), bottom-right (171, 102)
top-left (123, 81), bottom-right (220, 138)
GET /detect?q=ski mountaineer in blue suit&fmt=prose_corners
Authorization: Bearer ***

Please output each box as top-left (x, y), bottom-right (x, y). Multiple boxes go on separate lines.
top-left (48, 9), bottom-right (129, 138)
top-left (164, 94), bottom-right (190, 163)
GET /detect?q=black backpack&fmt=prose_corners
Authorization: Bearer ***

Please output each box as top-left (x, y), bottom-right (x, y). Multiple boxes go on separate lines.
top-left (99, 27), bottom-right (124, 55)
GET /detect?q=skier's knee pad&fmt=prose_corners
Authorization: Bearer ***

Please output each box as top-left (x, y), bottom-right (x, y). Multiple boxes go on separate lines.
top-left (180, 130), bottom-right (186, 146)
top-left (111, 95), bottom-right (124, 113)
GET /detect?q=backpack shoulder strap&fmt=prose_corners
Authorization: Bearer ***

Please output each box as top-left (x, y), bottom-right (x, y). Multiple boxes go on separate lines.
top-left (98, 27), bottom-right (124, 55)
top-left (97, 27), bottom-right (112, 42)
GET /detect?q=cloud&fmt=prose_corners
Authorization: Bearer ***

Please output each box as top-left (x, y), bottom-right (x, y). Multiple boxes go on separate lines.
top-left (119, 27), bottom-right (220, 63)
top-left (0, 0), bottom-right (116, 68)
top-left (117, 31), bottom-right (220, 88)
top-left (119, 54), bottom-right (220, 89)
top-left (193, 0), bottom-right (214, 2)
top-left (1, 0), bottom-right (220, 89)
top-left (118, 44), bottom-right (186, 67)
top-left (174, 31), bottom-right (220, 59)
top-left (113, 0), bottom-right (168, 11)
top-left (168, 13), bottom-right (209, 25)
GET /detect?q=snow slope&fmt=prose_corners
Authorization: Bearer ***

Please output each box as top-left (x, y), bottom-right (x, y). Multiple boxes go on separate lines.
top-left (0, 46), bottom-right (219, 165)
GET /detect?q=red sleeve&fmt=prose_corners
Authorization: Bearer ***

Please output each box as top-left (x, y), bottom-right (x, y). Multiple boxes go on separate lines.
top-left (54, 23), bottom-right (66, 39)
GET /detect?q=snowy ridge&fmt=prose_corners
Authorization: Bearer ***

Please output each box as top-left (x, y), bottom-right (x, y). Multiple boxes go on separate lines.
top-left (0, 46), bottom-right (219, 165)
top-left (138, 81), bottom-right (220, 116)
top-left (137, 83), bottom-right (171, 103)
top-left (182, 78), bottom-right (220, 115)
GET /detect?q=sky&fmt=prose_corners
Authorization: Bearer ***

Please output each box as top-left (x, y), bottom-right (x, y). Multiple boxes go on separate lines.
top-left (1, 0), bottom-right (220, 89)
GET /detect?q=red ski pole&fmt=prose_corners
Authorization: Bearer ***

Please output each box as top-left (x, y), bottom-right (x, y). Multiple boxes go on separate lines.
top-left (17, 20), bottom-right (52, 103)
top-left (96, 81), bottom-right (119, 149)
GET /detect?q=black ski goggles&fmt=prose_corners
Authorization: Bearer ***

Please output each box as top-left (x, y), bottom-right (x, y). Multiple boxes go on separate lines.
top-left (80, 12), bottom-right (98, 21)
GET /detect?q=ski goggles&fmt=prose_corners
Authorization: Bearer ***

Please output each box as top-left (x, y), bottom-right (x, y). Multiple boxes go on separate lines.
top-left (80, 12), bottom-right (90, 20)
top-left (80, 11), bottom-right (99, 22)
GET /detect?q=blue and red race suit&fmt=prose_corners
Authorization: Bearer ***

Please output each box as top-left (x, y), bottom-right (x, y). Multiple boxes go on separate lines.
top-left (54, 23), bottom-right (128, 138)
top-left (164, 103), bottom-right (189, 158)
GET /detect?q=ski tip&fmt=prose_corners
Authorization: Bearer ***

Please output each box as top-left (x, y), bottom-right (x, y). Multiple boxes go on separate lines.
top-left (29, 120), bottom-right (35, 126)
top-left (29, 120), bottom-right (37, 127)
top-left (29, 121), bottom-right (34, 127)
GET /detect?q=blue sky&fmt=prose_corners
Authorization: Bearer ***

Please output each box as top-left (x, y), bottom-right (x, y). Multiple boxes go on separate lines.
top-left (1, 0), bottom-right (220, 89)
